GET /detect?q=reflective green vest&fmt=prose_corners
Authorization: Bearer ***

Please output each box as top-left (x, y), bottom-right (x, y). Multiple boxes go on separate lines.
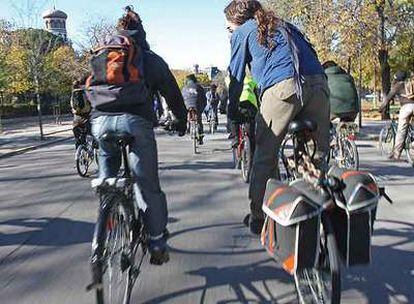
top-left (239, 76), bottom-right (258, 109)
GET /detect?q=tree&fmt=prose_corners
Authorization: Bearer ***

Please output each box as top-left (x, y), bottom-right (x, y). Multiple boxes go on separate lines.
top-left (0, 20), bottom-right (12, 94)
top-left (266, 0), bottom-right (414, 118)
top-left (10, 28), bottom-right (63, 138)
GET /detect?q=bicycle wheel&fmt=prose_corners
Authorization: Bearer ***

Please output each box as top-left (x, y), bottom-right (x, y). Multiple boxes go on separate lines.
top-left (294, 215), bottom-right (341, 304)
top-left (99, 203), bottom-right (132, 304)
top-left (76, 145), bottom-right (92, 177)
top-left (405, 129), bottom-right (414, 166)
top-left (340, 138), bottom-right (359, 170)
top-left (379, 125), bottom-right (395, 156)
top-left (190, 121), bottom-right (197, 154)
top-left (193, 135), bottom-right (197, 155)
top-left (241, 136), bottom-right (252, 183)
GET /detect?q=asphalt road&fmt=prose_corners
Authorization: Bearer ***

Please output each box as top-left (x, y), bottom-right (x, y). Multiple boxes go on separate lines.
top-left (0, 120), bottom-right (413, 304)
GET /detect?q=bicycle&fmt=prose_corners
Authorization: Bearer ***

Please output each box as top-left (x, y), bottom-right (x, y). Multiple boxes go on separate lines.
top-left (379, 113), bottom-right (414, 165)
top-left (188, 108), bottom-right (201, 154)
top-left (75, 130), bottom-right (98, 177)
top-left (274, 119), bottom-right (392, 303)
top-left (328, 122), bottom-right (359, 170)
top-left (86, 132), bottom-right (149, 304)
top-left (232, 115), bottom-right (253, 183)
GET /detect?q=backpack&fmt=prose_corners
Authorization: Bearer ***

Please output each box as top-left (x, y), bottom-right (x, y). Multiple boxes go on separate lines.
top-left (70, 88), bottom-right (91, 116)
top-left (85, 33), bottom-right (149, 112)
top-left (403, 77), bottom-right (414, 100)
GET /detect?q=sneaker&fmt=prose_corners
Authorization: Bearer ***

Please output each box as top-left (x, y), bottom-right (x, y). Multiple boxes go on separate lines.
top-left (149, 235), bottom-right (169, 265)
top-left (248, 215), bottom-right (265, 235)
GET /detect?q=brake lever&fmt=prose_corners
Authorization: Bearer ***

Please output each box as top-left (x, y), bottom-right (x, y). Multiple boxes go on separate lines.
top-left (379, 187), bottom-right (393, 204)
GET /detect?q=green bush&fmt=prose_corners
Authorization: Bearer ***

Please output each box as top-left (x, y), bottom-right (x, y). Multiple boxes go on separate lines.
top-left (1, 101), bottom-right (71, 118)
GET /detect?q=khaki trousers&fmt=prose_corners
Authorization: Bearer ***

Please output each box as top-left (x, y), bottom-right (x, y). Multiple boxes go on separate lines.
top-left (394, 103), bottom-right (414, 158)
top-left (248, 75), bottom-right (330, 219)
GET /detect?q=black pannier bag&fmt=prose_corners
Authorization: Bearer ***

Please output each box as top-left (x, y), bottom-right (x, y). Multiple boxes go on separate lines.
top-left (328, 166), bottom-right (380, 267)
top-left (261, 179), bottom-right (329, 274)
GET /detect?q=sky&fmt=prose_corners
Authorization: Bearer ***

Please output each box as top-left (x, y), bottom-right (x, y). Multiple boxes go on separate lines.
top-left (0, 0), bottom-right (232, 70)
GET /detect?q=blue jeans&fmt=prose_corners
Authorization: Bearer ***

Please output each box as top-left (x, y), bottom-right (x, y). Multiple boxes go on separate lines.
top-left (92, 114), bottom-right (167, 239)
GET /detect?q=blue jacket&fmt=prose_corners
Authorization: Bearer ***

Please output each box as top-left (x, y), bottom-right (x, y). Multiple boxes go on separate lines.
top-left (228, 20), bottom-right (324, 120)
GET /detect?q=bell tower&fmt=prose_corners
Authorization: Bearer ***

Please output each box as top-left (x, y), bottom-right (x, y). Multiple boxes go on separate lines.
top-left (42, 6), bottom-right (68, 40)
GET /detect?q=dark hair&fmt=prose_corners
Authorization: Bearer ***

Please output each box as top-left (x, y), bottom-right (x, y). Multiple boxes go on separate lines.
top-left (117, 6), bottom-right (143, 30)
top-left (322, 60), bottom-right (337, 69)
top-left (224, 0), bottom-right (281, 49)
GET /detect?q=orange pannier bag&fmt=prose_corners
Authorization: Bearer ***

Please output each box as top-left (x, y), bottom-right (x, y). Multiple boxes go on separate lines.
top-left (261, 179), bottom-right (329, 274)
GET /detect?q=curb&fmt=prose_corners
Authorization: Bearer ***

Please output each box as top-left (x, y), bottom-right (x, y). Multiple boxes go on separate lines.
top-left (0, 135), bottom-right (72, 159)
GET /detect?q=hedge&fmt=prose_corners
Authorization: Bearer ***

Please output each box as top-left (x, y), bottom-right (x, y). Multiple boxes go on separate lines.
top-left (1, 101), bottom-right (71, 119)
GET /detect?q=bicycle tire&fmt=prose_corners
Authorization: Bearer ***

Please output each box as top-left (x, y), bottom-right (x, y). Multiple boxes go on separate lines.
top-left (241, 136), bottom-right (252, 183)
top-left (193, 135), bottom-right (197, 154)
top-left (98, 202), bottom-right (132, 304)
top-left (405, 128), bottom-right (414, 166)
top-left (190, 121), bottom-right (198, 155)
top-left (341, 138), bottom-right (359, 170)
top-left (379, 124), bottom-right (395, 156)
top-left (294, 215), bottom-right (341, 304)
top-left (76, 145), bottom-right (92, 177)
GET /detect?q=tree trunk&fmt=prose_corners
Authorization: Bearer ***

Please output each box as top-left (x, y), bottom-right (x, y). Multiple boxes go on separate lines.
top-left (379, 49), bottom-right (391, 120)
top-left (34, 74), bottom-right (44, 140)
top-left (347, 57), bottom-right (352, 74)
top-left (376, 0), bottom-right (391, 120)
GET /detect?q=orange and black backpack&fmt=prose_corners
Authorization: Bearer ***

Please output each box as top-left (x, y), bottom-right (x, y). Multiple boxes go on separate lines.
top-left (85, 33), bottom-right (149, 112)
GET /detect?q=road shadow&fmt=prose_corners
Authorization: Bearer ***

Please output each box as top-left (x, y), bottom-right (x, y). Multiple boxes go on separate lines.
top-left (342, 219), bottom-right (414, 303)
top-left (168, 222), bottom-right (263, 256)
top-left (0, 217), bottom-right (94, 248)
top-left (0, 172), bottom-right (77, 182)
top-left (160, 160), bottom-right (234, 171)
top-left (142, 222), bottom-right (296, 303)
top-left (144, 259), bottom-right (295, 304)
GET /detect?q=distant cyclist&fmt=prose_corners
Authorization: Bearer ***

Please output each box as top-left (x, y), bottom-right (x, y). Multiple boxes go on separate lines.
top-left (323, 61), bottom-right (359, 122)
top-left (182, 74), bottom-right (207, 145)
top-left (87, 7), bottom-right (187, 265)
top-left (380, 71), bottom-right (414, 160)
top-left (71, 78), bottom-right (92, 149)
top-left (205, 84), bottom-right (220, 128)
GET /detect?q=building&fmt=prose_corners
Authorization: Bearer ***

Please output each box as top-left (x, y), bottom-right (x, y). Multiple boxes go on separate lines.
top-left (42, 8), bottom-right (68, 40)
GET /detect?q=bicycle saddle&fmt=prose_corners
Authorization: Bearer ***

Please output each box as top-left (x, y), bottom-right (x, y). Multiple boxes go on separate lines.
top-left (288, 120), bottom-right (318, 134)
top-left (100, 132), bottom-right (134, 146)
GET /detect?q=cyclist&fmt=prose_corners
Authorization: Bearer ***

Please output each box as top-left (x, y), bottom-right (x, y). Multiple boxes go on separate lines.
top-left (182, 74), bottom-right (207, 145)
top-left (379, 71), bottom-right (414, 160)
top-left (225, 0), bottom-right (330, 235)
top-left (205, 84), bottom-right (220, 129)
top-left (323, 61), bottom-right (359, 122)
top-left (218, 85), bottom-right (229, 115)
top-left (90, 7), bottom-right (187, 265)
top-left (71, 79), bottom-right (92, 149)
